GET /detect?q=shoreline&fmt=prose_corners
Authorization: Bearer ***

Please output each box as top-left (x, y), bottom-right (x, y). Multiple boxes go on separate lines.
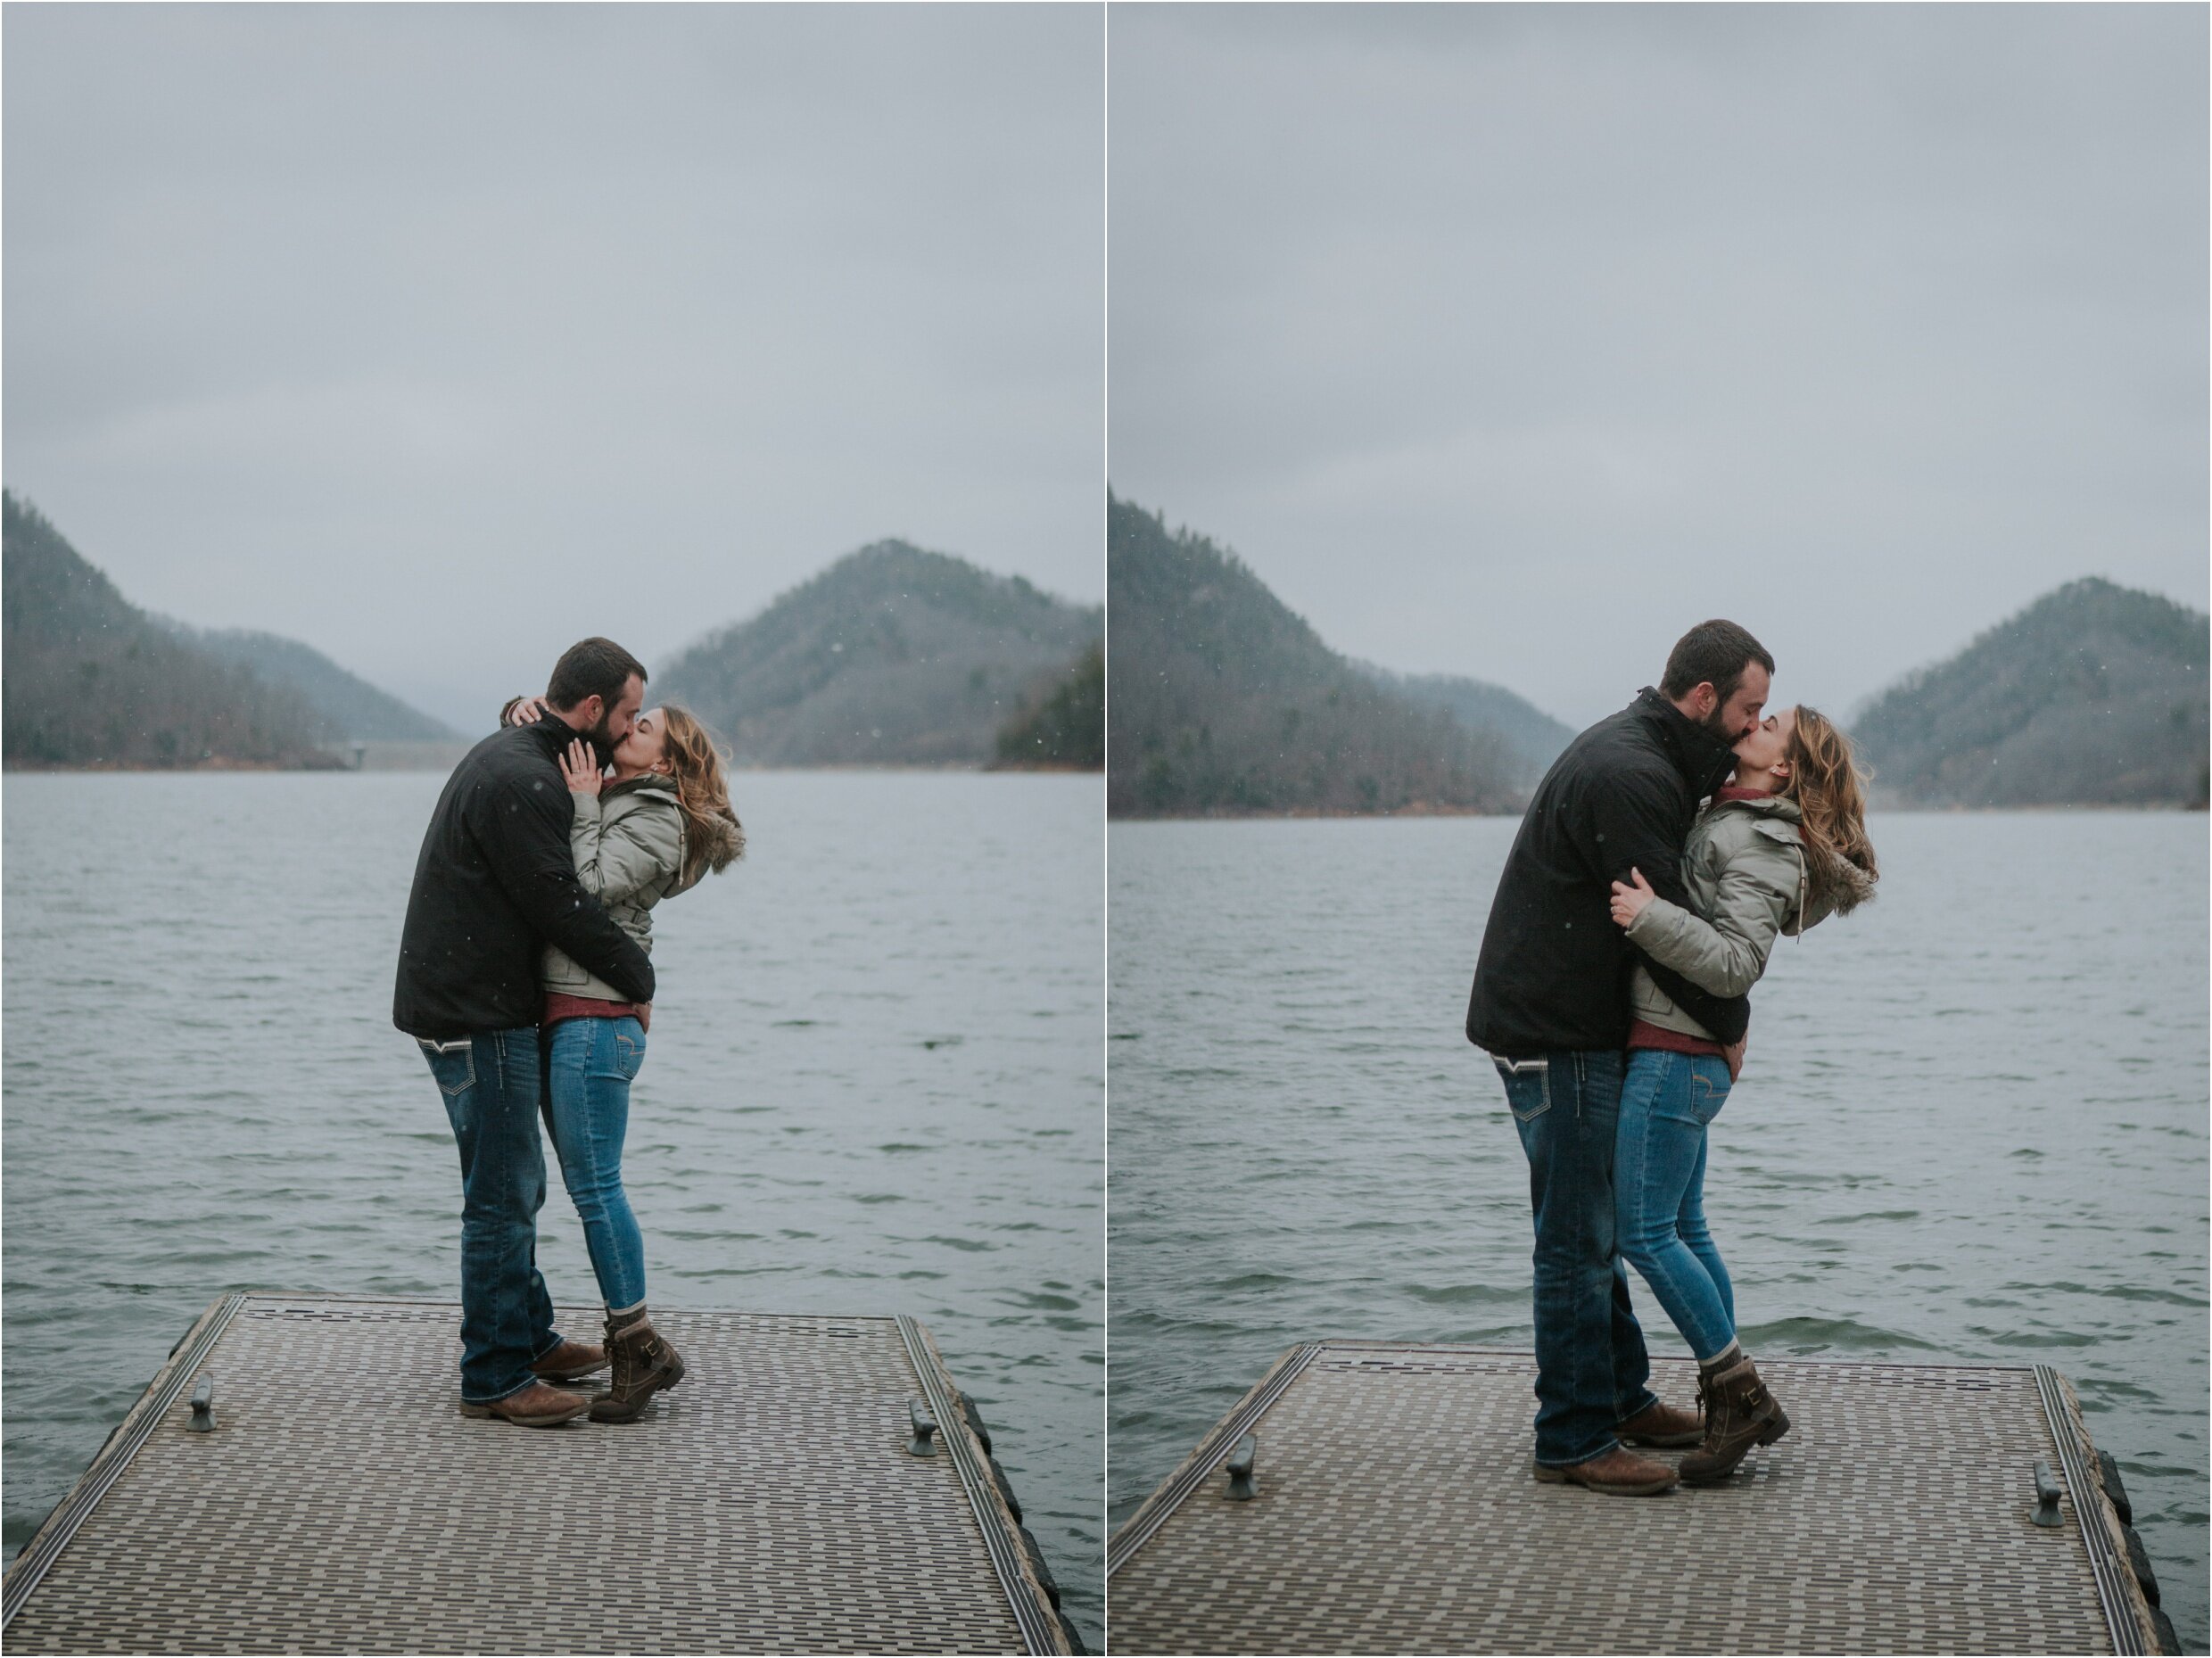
top-left (1110, 799), bottom-right (2207, 821)
top-left (3, 756), bottom-right (346, 774)
top-left (5, 759), bottom-right (1105, 777)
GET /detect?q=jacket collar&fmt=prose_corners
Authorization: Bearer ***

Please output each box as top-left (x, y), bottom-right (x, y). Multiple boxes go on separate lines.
top-left (524, 717), bottom-right (572, 754)
top-left (1713, 784), bottom-right (1795, 813)
top-left (523, 717), bottom-right (604, 765)
top-left (1631, 686), bottom-right (1738, 796)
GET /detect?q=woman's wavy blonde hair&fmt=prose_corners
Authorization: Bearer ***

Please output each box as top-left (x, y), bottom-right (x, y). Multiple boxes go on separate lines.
top-left (1786, 706), bottom-right (1877, 880)
top-left (656, 705), bottom-right (745, 887)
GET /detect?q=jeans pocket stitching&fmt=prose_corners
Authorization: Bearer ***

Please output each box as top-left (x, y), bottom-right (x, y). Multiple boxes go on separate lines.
top-left (1496, 1060), bottom-right (1552, 1123)
top-left (1688, 1068), bottom-right (1728, 1125)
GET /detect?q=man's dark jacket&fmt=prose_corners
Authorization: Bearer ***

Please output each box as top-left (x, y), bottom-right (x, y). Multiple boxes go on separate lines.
top-left (1466, 688), bottom-right (1751, 1055)
top-left (393, 721), bottom-right (656, 1039)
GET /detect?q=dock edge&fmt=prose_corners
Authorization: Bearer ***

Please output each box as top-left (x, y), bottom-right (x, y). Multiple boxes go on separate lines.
top-left (1106, 1340), bottom-right (1323, 1576)
top-left (2035, 1363), bottom-right (2173, 1656)
top-left (4, 1290), bottom-right (249, 1628)
top-left (897, 1315), bottom-right (1084, 1655)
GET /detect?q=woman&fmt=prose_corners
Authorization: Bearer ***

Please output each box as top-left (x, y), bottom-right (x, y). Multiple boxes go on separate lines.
top-left (1606, 705), bottom-right (1877, 1482)
top-left (541, 703), bottom-right (744, 1422)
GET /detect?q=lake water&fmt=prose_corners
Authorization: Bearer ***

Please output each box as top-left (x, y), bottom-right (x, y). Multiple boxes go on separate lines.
top-left (4, 769), bottom-right (1104, 1647)
top-left (1109, 812), bottom-right (2208, 1649)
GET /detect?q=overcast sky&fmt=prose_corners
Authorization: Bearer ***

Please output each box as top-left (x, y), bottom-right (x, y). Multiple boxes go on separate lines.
top-left (1109, 4), bottom-right (2208, 730)
top-left (6, 4), bottom-right (1102, 731)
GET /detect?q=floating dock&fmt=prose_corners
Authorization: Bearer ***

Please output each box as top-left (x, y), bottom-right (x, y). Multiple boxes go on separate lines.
top-left (1108, 1341), bottom-right (2174, 1655)
top-left (4, 1293), bottom-right (1078, 1654)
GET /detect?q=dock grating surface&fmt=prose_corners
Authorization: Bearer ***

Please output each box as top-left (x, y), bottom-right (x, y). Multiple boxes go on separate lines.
top-left (4, 1294), bottom-right (1065, 1654)
top-left (1109, 1341), bottom-right (2153, 1654)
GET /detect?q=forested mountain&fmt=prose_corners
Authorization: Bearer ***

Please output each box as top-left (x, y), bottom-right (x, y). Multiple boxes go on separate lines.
top-left (1355, 664), bottom-right (1575, 783)
top-left (3, 494), bottom-right (340, 769)
top-left (1108, 496), bottom-right (1521, 816)
top-left (1851, 577), bottom-right (2208, 806)
top-left (159, 623), bottom-right (458, 743)
top-left (654, 540), bottom-right (1101, 766)
top-left (995, 643), bottom-right (1104, 771)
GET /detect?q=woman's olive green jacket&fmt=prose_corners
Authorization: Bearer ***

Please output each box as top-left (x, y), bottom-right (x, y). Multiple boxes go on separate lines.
top-left (1626, 793), bottom-right (1875, 1043)
top-left (541, 774), bottom-right (697, 1004)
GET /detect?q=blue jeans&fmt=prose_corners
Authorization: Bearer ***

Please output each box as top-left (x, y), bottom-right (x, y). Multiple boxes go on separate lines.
top-left (419, 1028), bottom-right (565, 1403)
top-left (542, 1017), bottom-right (649, 1312)
top-left (1615, 1049), bottom-right (1737, 1361)
top-left (1494, 1050), bottom-right (1659, 1467)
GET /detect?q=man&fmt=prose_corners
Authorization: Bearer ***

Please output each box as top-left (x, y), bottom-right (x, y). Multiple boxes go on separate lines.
top-left (1466, 620), bottom-right (1771, 1496)
top-left (395, 637), bottom-right (660, 1427)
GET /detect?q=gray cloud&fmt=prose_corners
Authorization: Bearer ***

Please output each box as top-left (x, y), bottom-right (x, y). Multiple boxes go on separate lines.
top-left (6, 4), bottom-right (1102, 730)
top-left (1109, 4), bottom-right (2207, 729)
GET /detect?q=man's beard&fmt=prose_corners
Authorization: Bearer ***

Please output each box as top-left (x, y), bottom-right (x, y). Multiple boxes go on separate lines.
top-left (582, 713), bottom-right (618, 765)
top-left (1699, 703), bottom-right (1742, 745)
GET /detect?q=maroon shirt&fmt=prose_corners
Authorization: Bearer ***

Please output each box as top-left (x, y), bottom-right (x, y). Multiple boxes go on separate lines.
top-left (543, 992), bottom-right (646, 1031)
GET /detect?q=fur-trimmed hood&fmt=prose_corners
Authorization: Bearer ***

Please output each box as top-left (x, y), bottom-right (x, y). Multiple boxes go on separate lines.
top-left (673, 803), bottom-right (745, 894)
top-left (1706, 792), bottom-right (1877, 934)
top-left (1798, 836), bottom-right (1878, 929)
top-left (606, 772), bottom-right (745, 896)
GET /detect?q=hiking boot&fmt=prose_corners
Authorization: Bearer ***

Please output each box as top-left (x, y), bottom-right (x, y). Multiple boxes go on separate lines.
top-left (1617, 1396), bottom-right (1703, 1448)
top-left (459, 1380), bottom-right (590, 1427)
top-left (531, 1339), bottom-right (607, 1382)
top-left (589, 1307), bottom-right (686, 1423)
top-left (1532, 1444), bottom-right (1678, 1496)
top-left (1679, 1356), bottom-right (1790, 1484)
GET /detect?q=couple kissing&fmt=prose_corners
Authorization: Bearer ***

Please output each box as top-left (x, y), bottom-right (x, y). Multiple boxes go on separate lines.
top-left (393, 638), bottom-right (744, 1428)
top-left (1468, 619), bottom-right (1878, 1497)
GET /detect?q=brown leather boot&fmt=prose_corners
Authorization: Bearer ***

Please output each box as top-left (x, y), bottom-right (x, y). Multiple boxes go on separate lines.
top-left (1679, 1356), bottom-right (1790, 1484)
top-left (531, 1338), bottom-right (607, 1382)
top-left (588, 1307), bottom-right (686, 1423)
top-left (1617, 1396), bottom-right (1703, 1448)
top-left (459, 1380), bottom-right (590, 1427)
top-left (1532, 1444), bottom-right (1678, 1496)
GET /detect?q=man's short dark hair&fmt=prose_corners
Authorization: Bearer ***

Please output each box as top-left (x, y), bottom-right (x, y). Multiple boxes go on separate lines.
top-left (1661, 620), bottom-right (1774, 705)
top-left (547, 638), bottom-right (648, 713)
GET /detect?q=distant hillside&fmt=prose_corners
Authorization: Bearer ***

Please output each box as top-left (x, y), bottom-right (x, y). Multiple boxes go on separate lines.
top-left (1109, 496), bottom-right (1520, 816)
top-left (160, 623), bottom-right (458, 743)
top-left (654, 540), bottom-right (1102, 766)
top-left (995, 643), bottom-right (1104, 771)
top-left (1355, 664), bottom-right (1575, 784)
top-left (3, 493), bottom-right (340, 770)
top-left (1851, 577), bottom-right (2208, 806)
